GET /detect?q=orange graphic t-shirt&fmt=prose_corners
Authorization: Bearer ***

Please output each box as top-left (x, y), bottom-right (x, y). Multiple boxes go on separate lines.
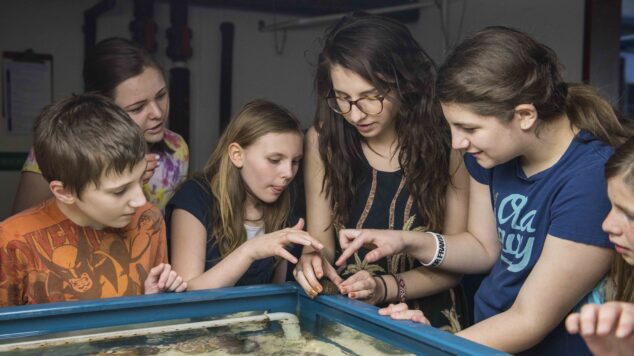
top-left (0, 199), bottom-right (167, 306)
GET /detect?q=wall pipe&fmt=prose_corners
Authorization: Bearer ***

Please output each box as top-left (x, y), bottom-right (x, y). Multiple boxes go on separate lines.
top-left (83, 0), bottom-right (116, 59)
top-left (258, 1), bottom-right (436, 32)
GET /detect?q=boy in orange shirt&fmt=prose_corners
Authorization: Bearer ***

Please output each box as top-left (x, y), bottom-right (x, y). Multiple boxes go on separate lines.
top-left (0, 94), bottom-right (186, 306)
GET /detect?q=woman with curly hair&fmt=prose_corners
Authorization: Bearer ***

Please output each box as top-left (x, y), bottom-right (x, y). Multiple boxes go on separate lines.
top-left (293, 14), bottom-right (470, 331)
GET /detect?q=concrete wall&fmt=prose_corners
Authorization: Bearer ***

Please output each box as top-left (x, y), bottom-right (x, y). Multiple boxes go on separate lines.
top-left (0, 0), bottom-right (589, 219)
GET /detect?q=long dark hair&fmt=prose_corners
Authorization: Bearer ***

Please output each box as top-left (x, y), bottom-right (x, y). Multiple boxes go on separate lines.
top-left (83, 37), bottom-right (164, 99)
top-left (437, 26), bottom-right (633, 147)
top-left (605, 137), bottom-right (634, 303)
top-left (314, 14), bottom-right (451, 231)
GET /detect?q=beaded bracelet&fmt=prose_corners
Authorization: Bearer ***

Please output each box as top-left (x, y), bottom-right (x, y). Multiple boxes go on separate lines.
top-left (377, 275), bottom-right (388, 305)
top-left (391, 273), bottom-right (407, 304)
top-left (421, 232), bottom-right (446, 267)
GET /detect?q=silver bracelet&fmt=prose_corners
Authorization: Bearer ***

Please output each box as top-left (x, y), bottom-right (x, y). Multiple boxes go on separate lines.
top-left (421, 232), bottom-right (446, 267)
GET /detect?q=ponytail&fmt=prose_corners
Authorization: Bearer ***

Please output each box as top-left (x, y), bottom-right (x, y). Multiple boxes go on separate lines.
top-left (565, 84), bottom-right (634, 147)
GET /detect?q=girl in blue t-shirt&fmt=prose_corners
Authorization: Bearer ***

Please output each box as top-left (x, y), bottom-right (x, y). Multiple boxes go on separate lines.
top-left (335, 26), bottom-right (634, 354)
top-left (166, 100), bottom-right (323, 289)
top-left (566, 136), bottom-right (634, 356)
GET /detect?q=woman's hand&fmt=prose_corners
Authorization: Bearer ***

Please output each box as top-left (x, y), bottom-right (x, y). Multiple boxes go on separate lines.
top-left (144, 263), bottom-right (188, 294)
top-left (566, 302), bottom-right (634, 356)
top-left (339, 271), bottom-right (383, 305)
top-left (293, 251), bottom-right (343, 298)
top-left (246, 219), bottom-right (323, 263)
top-left (336, 229), bottom-right (407, 267)
top-left (143, 153), bottom-right (160, 183)
top-left (378, 303), bottom-right (430, 325)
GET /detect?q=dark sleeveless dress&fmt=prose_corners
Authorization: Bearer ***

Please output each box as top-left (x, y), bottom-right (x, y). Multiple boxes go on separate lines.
top-left (340, 160), bottom-right (469, 332)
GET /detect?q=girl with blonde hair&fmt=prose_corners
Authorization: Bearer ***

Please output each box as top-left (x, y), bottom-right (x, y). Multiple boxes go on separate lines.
top-left (167, 100), bottom-right (322, 289)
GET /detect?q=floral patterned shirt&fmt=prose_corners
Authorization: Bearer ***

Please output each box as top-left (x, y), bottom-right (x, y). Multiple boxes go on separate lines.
top-left (22, 129), bottom-right (189, 212)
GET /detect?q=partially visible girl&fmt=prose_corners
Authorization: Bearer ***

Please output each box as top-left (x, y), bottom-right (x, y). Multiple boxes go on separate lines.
top-left (566, 136), bottom-right (634, 356)
top-left (167, 100), bottom-right (323, 289)
top-left (336, 26), bottom-right (634, 354)
top-left (12, 37), bottom-right (188, 213)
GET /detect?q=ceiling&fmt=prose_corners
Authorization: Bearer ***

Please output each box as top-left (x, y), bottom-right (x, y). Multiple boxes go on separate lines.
top-left (187, 0), bottom-right (421, 22)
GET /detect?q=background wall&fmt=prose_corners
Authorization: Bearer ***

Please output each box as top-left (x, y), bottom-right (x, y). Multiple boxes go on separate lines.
top-left (0, 0), bottom-right (588, 219)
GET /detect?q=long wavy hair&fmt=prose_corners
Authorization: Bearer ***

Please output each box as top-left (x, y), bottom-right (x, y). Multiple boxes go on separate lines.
top-left (605, 137), bottom-right (634, 303)
top-left (437, 26), bottom-right (634, 147)
top-left (314, 14), bottom-right (451, 231)
top-left (199, 100), bottom-right (303, 257)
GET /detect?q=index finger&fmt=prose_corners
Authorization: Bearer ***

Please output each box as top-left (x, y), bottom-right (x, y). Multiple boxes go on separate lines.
top-left (336, 231), bottom-right (366, 266)
top-left (145, 153), bottom-right (159, 162)
top-left (302, 255), bottom-right (324, 292)
top-left (322, 261), bottom-right (343, 286)
top-left (148, 263), bottom-right (165, 277)
top-left (339, 229), bottom-right (362, 249)
top-left (157, 263), bottom-right (173, 289)
top-left (286, 232), bottom-right (324, 251)
top-left (145, 159), bottom-right (159, 170)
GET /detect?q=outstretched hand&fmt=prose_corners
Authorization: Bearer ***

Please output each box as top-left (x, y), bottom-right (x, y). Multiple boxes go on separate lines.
top-left (247, 218), bottom-right (323, 264)
top-left (336, 229), bottom-right (406, 267)
top-left (566, 301), bottom-right (634, 356)
top-left (144, 263), bottom-right (188, 294)
top-left (378, 303), bottom-right (431, 325)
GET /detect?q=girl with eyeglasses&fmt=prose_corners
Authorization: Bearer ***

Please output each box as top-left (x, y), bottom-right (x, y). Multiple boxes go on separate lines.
top-left (293, 13), bottom-right (471, 332)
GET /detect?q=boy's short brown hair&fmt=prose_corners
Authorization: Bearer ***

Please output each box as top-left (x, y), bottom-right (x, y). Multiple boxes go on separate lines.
top-left (33, 93), bottom-right (146, 198)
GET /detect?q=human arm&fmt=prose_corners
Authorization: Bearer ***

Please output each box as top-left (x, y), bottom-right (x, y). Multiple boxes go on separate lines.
top-left (566, 301), bottom-right (634, 356)
top-left (336, 150), bottom-right (471, 302)
top-left (11, 172), bottom-right (52, 214)
top-left (380, 239), bottom-right (613, 353)
top-left (339, 266), bottom-right (464, 306)
top-left (293, 127), bottom-right (343, 295)
top-left (170, 209), bottom-right (322, 290)
top-left (454, 237), bottom-right (613, 353)
top-left (337, 176), bottom-right (500, 274)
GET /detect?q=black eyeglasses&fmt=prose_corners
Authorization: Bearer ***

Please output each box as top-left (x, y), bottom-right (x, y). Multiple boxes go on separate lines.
top-left (326, 90), bottom-right (389, 115)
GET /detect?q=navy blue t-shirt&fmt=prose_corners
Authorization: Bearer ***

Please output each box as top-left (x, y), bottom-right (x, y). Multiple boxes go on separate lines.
top-left (465, 131), bottom-right (613, 355)
top-left (165, 177), bottom-right (276, 286)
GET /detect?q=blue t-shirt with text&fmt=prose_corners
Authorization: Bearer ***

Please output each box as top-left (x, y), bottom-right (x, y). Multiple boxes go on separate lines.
top-left (465, 131), bottom-right (613, 355)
